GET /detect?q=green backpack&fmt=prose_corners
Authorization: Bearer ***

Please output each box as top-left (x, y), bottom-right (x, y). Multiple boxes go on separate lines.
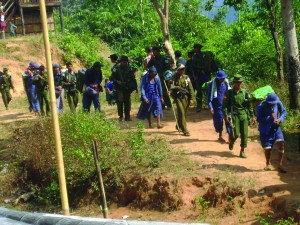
top-left (252, 85), bottom-right (274, 101)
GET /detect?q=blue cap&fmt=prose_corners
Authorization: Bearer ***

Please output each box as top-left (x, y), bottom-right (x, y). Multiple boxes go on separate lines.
top-left (53, 64), bottom-right (60, 69)
top-left (265, 93), bottom-right (279, 104)
top-left (216, 70), bottom-right (227, 79)
top-left (29, 61), bottom-right (35, 67)
top-left (148, 66), bottom-right (157, 73)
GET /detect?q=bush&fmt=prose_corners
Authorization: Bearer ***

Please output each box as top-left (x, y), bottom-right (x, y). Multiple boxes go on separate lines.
top-left (14, 112), bottom-right (170, 205)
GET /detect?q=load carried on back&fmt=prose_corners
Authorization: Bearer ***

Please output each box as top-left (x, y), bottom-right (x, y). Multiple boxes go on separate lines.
top-left (251, 85), bottom-right (275, 115)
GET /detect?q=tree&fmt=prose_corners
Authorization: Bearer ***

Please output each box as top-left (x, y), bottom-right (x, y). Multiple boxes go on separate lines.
top-left (281, 0), bottom-right (300, 110)
top-left (150, 0), bottom-right (175, 65)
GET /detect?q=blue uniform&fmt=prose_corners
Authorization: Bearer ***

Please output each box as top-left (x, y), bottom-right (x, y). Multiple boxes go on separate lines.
top-left (137, 74), bottom-right (163, 120)
top-left (28, 75), bottom-right (40, 112)
top-left (82, 67), bottom-right (102, 112)
top-left (256, 100), bottom-right (286, 149)
top-left (207, 78), bottom-right (231, 133)
top-left (54, 72), bottom-right (64, 113)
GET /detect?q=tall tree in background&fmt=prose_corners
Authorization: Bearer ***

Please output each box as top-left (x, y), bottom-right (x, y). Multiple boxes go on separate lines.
top-left (281, 0), bottom-right (300, 110)
top-left (150, 0), bottom-right (175, 65)
top-left (264, 0), bottom-right (284, 81)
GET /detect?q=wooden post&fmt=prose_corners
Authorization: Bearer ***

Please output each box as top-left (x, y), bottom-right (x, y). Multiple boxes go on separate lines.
top-left (20, 7), bottom-right (25, 35)
top-left (92, 140), bottom-right (108, 218)
top-left (59, 6), bottom-right (64, 35)
top-left (39, 0), bottom-right (70, 216)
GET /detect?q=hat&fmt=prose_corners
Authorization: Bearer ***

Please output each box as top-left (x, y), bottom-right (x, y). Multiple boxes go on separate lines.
top-left (176, 63), bottom-right (185, 70)
top-left (93, 61), bottom-right (103, 68)
top-left (193, 43), bottom-right (203, 49)
top-left (3, 68), bottom-right (8, 72)
top-left (152, 46), bottom-right (161, 51)
top-left (120, 55), bottom-right (129, 62)
top-left (265, 93), bottom-right (279, 104)
top-left (108, 54), bottom-right (118, 61)
top-left (29, 61), bottom-right (36, 67)
top-left (53, 64), bottom-right (60, 69)
top-left (216, 70), bottom-right (227, 79)
top-left (148, 66), bottom-right (157, 73)
top-left (175, 50), bottom-right (182, 57)
top-left (233, 74), bottom-right (243, 82)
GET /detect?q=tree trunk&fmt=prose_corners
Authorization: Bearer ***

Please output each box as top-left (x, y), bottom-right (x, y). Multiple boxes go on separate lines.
top-left (265, 0), bottom-right (284, 81)
top-left (281, 0), bottom-right (300, 110)
top-left (150, 0), bottom-right (175, 68)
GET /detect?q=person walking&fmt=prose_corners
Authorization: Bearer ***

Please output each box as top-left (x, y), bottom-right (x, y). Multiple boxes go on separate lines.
top-left (222, 74), bottom-right (255, 158)
top-left (82, 62), bottom-right (103, 112)
top-left (256, 93), bottom-right (287, 172)
top-left (33, 65), bottom-right (50, 116)
top-left (170, 64), bottom-right (194, 136)
top-left (0, 68), bottom-right (15, 109)
top-left (111, 56), bottom-right (137, 121)
top-left (207, 70), bottom-right (231, 143)
top-left (62, 62), bottom-right (78, 112)
top-left (137, 66), bottom-right (164, 128)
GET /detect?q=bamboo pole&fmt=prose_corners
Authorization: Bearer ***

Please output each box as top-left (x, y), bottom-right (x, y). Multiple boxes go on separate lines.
top-left (92, 140), bottom-right (108, 218)
top-left (20, 7), bottom-right (25, 35)
top-left (39, 0), bottom-right (70, 216)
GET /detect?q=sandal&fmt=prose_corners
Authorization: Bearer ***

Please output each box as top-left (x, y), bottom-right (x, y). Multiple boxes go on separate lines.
top-left (218, 137), bottom-right (226, 143)
top-left (264, 165), bottom-right (273, 171)
top-left (157, 124), bottom-right (164, 129)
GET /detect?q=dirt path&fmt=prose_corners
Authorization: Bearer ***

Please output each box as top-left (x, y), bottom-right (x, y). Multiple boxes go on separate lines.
top-left (1, 99), bottom-right (299, 224)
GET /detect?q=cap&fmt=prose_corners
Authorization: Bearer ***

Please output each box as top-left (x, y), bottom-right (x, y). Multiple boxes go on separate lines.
top-left (29, 61), bottom-right (36, 67)
top-left (108, 54), bottom-right (118, 61)
top-left (148, 66), bottom-right (157, 73)
top-left (233, 74), bottom-right (243, 82)
top-left (176, 63), bottom-right (185, 70)
top-left (216, 70), bottom-right (227, 79)
top-left (193, 43), bottom-right (203, 49)
top-left (120, 55), bottom-right (129, 62)
top-left (265, 93), bottom-right (279, 104)
top-left (53, 64), bottom-right (60, 69)
top-left (3, 68), bottom-right (8, 72)
top-left (93, 61), bottom-right (103, 68)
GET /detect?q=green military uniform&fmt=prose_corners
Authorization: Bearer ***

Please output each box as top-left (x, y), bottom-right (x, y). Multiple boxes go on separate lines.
top-left (62, 70), bottom-right (78, 112)
top-left (111, 62), bottom-right (137, 121)
top-left (0, 69), bottom-right (14, 109)
top-left (171, 72), bottom-right (195, 136)
top-left (147, 55), bottom-right (171, 108)
top-left (32, 71), bottom-right (50, 116)
top-left (222, 75), bottom-right (254, 157)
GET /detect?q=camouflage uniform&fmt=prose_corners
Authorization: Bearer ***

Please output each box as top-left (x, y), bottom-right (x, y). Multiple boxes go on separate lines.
top-left (62, 70), bottom-right (78, 112)
top-left (0, 70), bottom-right (14, 109)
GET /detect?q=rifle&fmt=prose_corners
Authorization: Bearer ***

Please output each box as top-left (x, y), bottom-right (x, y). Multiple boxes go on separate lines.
top-left (228, 106), bottom-right (235, 138)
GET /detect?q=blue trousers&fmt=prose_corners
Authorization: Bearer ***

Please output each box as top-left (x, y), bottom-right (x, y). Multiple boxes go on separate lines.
top-left (212, 104), bottom-right (230, 133)
top-left (83, 92), bottom-right (100, 112)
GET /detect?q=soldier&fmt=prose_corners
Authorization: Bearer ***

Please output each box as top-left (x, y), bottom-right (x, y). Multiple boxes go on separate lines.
top-left (175, 50), bottom-right (186, 66)
top-left (147, 46), bottom-right (171, 109)
top-left (143, 47), bottom-right (153, 71)
top-left (111, 56), bottom-right (137, 121)
top-left (33, 66), bottom-right (50, 116)
top-left (222, 75), bottom-right (255, 158)
top-left (53, 64), bottom-right (64, 113)
top-left (0, 68), bottom-right (15, 109)
top-left (62, 62), bottom-right (78, 112)
top-left (192, 43), bottom-right (210, 112)
top-left (207, 70), bottom-right (231, 143)
top-left (170, 64), bottom-right (194, 136)
top-left (83, 62), bottom-right (103, 112)
top-left (109, 54), bottom-right (119, 73)
top-left (137, 66), bottom-right (164, 128)
top-left (256, 93), bottom-right (287, 172)
top-left (185, 50), bottom-right (195, 90)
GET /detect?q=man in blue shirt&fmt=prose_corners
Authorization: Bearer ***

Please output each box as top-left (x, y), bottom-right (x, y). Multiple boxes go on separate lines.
top-left (256, 93), bottom-right (287, 173)
top-left (83, 62), bottom-right (103, 112)
top-left (207, 70), bottom-right (231, 143)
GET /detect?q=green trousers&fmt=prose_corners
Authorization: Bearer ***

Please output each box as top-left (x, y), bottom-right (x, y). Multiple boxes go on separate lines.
top-left (1, 89), bottom-right (12, 108)
top-left (231, 110), bottom-right (249, 148)
top-left (66, 91), bottom-right (79, 112)
top-left (37, 90), bottom-right (50, 116)
top-left (174, 95), bottom-right (189, 134)
top-left (116, 90), bottom-right (131, 119)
